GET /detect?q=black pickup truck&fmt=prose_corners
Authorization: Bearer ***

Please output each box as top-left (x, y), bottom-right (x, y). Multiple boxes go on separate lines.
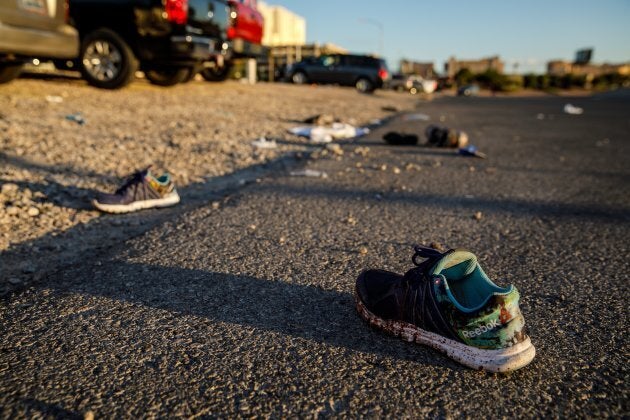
top-left (66, 0), bottom-right (230, 88)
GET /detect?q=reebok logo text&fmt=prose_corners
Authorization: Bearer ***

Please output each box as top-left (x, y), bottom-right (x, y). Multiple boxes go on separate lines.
top-left (462, 319), bottom-right (500, 338)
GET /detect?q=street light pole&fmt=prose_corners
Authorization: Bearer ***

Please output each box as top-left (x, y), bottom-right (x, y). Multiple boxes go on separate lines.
top-left (358, 18), bottom-right (383, 56)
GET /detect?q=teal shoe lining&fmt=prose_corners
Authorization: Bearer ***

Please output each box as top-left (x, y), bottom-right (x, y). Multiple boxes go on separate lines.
top-left (433, 253), bottom-right (513, 313)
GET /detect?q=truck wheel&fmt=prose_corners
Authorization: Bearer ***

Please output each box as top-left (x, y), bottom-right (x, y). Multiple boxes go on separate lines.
top-left (201, 64), bottom-right (231, 82)
top-left (355, 77), bottom-right (374, 93)
top-left (80, 28), bottom-right (138, 89)
top-left (145, 68), bottom-right (190, 86)
top-left (291, 71), bottom-right (307, 85)
top-left (0, 64), bottom-right (23, 84)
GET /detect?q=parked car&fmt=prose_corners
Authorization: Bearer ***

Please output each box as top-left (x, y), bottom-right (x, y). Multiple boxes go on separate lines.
top-left (457, 84), bottom-right (480, 96)
top-left (287, 54), bottom-right (390, 93)
top-left (65, 0), bottom-right (230, 88)
top-left (390, 74), bottom-right (438, 94)
top-left (202, 0), bottom-right (264, 81)
top-left (0, 0), bottom-right (79, 84)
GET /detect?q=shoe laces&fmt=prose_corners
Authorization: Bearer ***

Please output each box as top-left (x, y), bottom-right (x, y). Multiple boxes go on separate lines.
top-left (115, 168), bottom-right (149, 195)
top-left (412, 244), bottom-right (445, 267)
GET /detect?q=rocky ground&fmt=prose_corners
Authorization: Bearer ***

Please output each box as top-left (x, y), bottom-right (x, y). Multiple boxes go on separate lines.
top-left (0, 75), bottom-right (417, 294)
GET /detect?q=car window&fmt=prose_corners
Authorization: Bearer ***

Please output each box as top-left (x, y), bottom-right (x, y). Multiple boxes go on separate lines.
top-left (321, 56), bottom-right (338, 66)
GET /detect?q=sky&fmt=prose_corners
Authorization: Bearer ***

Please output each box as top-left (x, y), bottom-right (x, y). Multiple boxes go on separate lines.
top-left (273, 0), bottom-right (630, 74)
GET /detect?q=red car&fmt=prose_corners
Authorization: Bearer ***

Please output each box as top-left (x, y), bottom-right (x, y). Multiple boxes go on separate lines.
top-left (202, 0), bottom-right (264, 81)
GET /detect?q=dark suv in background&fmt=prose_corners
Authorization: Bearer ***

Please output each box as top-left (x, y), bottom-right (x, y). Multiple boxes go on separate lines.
top-left (287, 54), bottom-right (390, 93)
top-left (65, 0), bottom-right (230, 88)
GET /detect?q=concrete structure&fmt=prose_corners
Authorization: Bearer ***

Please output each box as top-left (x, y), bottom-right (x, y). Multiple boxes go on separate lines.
top-left (399, 60), bottom-right (435, 79)
top-left (258, 1), bottom-right (306, 47)
top-left (547, 60), bottom-right (630, 77)
top-left (444, 56), bottom-right (504, 78)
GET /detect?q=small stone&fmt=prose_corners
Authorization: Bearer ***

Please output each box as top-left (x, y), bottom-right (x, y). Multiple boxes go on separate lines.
top-left (405, 163), bottom-right (421, 171)
top-left (84, 411), bottom-right (95, 420)
top-left (359, 247), bottom-right (368, 255)
top-left (1, 183), bottom-right (18, 196)
top-left (473, 211), bottom-right (483, 221)
top-left (279, 236), bottom-right (286, 245)
top-left (326, 143), bottom-right (344, 156)
top-left (248, 224), bottom-right (257, 231)
top-left (211, 201), bottom-right (220, 210)
top-left (430, 241), bottom-right (445, 251)
top-left (7, 206), bottom-right (19, 216)
top-left (353, 146), bottom-right (370, 157)
top-left (379, 164), bottom-right (387, 171)
top-left (392, 167), bottom-right (401, 174)
top-left (345, 215), bottom-right (357, 226)
top-left (27, 207), bottom-right (40, 217)
top-left (21, 262), bottom-right (36, 273)
top-left (469, 166), bottom-right (476, 172)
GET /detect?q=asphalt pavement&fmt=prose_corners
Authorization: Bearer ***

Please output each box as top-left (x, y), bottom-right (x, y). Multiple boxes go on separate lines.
top-left (1, 92), bottom-right (629, 417)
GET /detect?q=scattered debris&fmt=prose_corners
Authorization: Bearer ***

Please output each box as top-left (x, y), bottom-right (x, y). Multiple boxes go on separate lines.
top-left (381, 105), bottom-right (400, 112)
top-left (564, 104), bottom-right (583, 115)
top-left (596, 138), bottom-right (610, 147)
top-left (392, 166), bottom-right (401, 174)
top-left (345, 215), bottom-right (358, 225)
top-left (473, 211), bottom-right (483, 221)
top-left (383, 132), bottom-right (418, 145)
top-left (536, 113), bottom-right (545, 120)
top-left (458, 145), bottom-right (487, 159)
top-left (289, 169), bottom-right (328, 178)
top-left (353, 146), bottom-right (370, 157)
top-left (426, 125), bottom-right (468, 148)
top-left (251, 137), bottom-right (277, 149)
top-left (302, 114), bottom-right (336, 125)
top-left (326, 143), bottom-right (344, 156)
top-left (405, 162), bottom-right (421, 171)
top-left (45, 95), bottom-right (63, 103)
top-left (402, 113), bottom-right (430, 121)
top-left (65, 113), bottom-right (85, 125)
top-left (288, 123), bottom-right (369, 143)
top-left (359, 246), bottom-right (368, 255)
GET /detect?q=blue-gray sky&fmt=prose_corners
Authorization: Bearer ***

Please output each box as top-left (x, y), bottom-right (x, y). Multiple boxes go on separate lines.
top-left (273, 0), bottom-right (630, 74)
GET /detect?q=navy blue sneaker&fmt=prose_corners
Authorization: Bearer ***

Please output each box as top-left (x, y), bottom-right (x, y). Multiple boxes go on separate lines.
top-left (356, 245), bottom-right (535, 372)
top-left (93, 168), bottom-right (180, 213)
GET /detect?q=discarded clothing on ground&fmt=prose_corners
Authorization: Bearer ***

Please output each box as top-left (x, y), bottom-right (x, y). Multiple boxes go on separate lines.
top-left (563, 103), bottom-right (583, 115)
top-left (425, 124), bottom-right (468, 148)
top-left (288, 123), bottom-right (370, 144)
top-left (383, 132), bottom-right (419, 145)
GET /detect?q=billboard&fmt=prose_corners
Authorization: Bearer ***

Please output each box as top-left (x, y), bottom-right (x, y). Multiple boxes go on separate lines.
top-left (575, 49), bottom-right (593, 65)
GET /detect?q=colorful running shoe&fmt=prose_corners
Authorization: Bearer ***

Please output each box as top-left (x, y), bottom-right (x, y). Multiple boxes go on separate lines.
top-left (355, 245), bottom-right (535, 372)
top-left (92, 168), bottom-right (180, 214)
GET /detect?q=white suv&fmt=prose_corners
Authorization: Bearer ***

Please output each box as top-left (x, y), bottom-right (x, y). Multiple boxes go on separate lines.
top-left (0, 0), bottom-right (78, 83)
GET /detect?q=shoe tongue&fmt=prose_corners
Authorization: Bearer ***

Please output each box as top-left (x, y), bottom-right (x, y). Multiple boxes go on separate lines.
top-left (430, 250), bottom-right (477, 277)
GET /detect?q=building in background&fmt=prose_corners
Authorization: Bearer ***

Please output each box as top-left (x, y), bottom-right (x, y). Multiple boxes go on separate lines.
top-left (399, 59), bottom-right (435, 79)
top-left (258, 1), bottom-right (306, 47)
top-left (444, 56), bottom-right (504, 78)
top-left (547, 49), bottom-right (629, 77)
top-left (258, 2), bottom-right (348, 81)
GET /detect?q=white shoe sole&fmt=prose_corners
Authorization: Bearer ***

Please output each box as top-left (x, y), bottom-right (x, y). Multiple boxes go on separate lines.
top-left (355, 291), bottom-right (536, 373)
top-left (92, 191), bottom-right (180, 214)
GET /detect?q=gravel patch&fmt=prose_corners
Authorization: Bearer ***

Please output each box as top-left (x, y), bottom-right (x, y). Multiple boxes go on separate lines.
top-left (0, 77), bottom-right (418, 294)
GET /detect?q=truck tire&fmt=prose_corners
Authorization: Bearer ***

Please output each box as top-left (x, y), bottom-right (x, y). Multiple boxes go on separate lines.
top-left (0, 64), bottom-right (23, 84)
top-left (145, 68), bottom-right (190, 86)
top-left (79, 28), bottom-right (138, 89)
top-left (201, 64), bottom-right (231, 82)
